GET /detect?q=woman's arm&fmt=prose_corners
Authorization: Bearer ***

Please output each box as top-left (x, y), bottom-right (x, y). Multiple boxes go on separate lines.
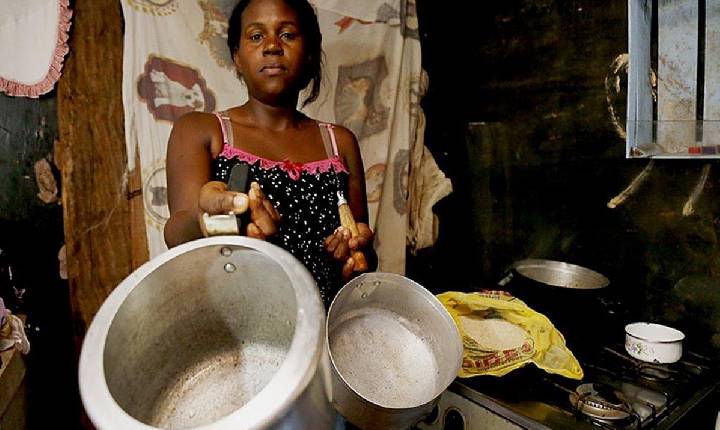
top-left (334, 126), bottom-right (369, 224)
top-left (164, 112), bottom-right (216, 248)
top-left (332, 126), bottom-right (377, 272)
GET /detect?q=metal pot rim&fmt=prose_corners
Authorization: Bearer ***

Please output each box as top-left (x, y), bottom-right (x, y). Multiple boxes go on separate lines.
top-left (79, 236), bottom-right (325, 430)
top-left (512, 258), bottom-right (610, 290)
top-left (624, 322), bottom-right (685, 343)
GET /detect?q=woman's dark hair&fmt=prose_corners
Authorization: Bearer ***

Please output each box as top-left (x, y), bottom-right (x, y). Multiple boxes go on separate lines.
top-left (227, 0), bottom-right (323, 107)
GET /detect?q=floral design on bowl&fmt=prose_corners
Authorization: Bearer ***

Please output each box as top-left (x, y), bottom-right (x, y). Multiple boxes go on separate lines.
top-left (625, 340), bottom-right (654, 360)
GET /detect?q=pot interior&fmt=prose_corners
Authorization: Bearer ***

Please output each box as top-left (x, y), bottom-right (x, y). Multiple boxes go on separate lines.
top-left (103, 244), bottom-right (297, 429)
top-left (625, 322), bottom-right (685, 342)
top-left (327, 273), bottom-right (462, 410)
top-left (513, 259), bottom-right (609, 290)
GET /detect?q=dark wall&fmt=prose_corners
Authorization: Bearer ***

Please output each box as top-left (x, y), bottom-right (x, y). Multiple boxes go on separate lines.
top-left (413, 0), bottom-right (719, 342)
top-left (0, 92), bottom-right (79, 427)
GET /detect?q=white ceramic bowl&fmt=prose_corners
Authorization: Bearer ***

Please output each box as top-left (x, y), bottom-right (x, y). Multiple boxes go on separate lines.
top-left (625, 322), bottom-right (684, 364)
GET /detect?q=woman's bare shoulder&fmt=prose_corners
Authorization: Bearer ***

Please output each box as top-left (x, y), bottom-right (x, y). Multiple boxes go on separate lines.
top-left (172, 111), bottom-right (220, 132)
top-left (169, 111), bottom-right (224, 151)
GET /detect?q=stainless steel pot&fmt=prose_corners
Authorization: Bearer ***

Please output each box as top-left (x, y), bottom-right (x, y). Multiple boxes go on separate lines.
top-left (326, 272), bottom-right (463, 430)
top-left (496, 259), bottom-right (612, 344)
top-left (79, 236), bottom-right (335, 430)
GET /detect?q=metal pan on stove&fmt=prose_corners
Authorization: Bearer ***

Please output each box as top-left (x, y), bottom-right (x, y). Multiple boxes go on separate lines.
top-left (496, 259), bottom-right (612, 343)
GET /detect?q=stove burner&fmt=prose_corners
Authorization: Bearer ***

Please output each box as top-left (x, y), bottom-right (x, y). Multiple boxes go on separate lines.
top-left (569, 383), bottom-right (633, 421)
top-left (442, 343), bottom-right (719, 430)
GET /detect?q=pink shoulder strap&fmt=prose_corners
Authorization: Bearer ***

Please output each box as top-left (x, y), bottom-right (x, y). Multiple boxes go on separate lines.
top-left (318, 122), bottom-right (339, 158)
top-left (214, 112), bottom-right (234, 147)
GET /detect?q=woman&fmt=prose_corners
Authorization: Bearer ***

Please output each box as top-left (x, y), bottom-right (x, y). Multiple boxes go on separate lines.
top-left (164, 0), bottom-right (375, 305)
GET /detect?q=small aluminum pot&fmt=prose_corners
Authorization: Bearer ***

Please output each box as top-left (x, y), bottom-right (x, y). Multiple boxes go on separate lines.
top-left (625, 322), bottom-right (685, 364)
top-left (326, 273), bottom-right (463, 430)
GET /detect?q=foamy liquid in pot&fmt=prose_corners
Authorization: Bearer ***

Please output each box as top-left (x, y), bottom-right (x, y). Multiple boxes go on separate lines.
top-left (329, 308), bottom-right (440, 408)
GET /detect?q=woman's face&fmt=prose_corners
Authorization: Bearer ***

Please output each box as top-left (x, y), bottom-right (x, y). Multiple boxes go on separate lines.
top-left (233, 0), bottom-right (307, 105)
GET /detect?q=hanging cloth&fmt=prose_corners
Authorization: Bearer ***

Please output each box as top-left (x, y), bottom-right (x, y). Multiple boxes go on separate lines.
top-left (0, 0), bottom-right (72, 97)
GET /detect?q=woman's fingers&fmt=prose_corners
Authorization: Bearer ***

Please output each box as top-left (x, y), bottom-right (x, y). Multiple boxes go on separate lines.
top-left (232, 194), bottom-right (249, 212)
top-left (248, 182), bottom-right (278, 237)
top-left (334, 229), bottom-right (351, 259)
top-left (324, 228), bottom-right (351, 260)
top-left (246, 223), bottom-right (266, 240)
top-left (341, 257), bottom-right (355, 281)
top-left (199, 181), bottom-right (249, 215)
top-left (323, 228), bottom-right (340, 251)
top-left (326, 225), bottom-right (371, 279)
top-left (323, 229), bottom-right (339, 249)
top-left (348, 223), bottom-right (372, 249)
top-left (263, 197), bottom-right (281, 222)
top-left (250, 182), bottom-right (281, 222)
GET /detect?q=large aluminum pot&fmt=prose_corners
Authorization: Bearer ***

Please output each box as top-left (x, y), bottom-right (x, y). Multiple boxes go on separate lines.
top-left (326, 272), bottom-right (463, 430)
top-left (79, 236), bottom-right (335, 430)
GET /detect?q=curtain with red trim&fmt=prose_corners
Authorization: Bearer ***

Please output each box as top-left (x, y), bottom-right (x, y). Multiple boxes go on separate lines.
top-left (0, 0), bottom-right (72, 98)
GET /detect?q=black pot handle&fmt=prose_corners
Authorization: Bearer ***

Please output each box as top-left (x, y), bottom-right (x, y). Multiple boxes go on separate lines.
top-left (497, 270), bottom-right (514, 287)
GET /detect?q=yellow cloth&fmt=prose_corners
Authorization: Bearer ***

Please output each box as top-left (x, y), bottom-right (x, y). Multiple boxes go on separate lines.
top-left (437, 291), bottom-right (583, 380)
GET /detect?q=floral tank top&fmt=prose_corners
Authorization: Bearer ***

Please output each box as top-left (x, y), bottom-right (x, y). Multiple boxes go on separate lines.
top-left (210, 113), bottom-right (349, 306)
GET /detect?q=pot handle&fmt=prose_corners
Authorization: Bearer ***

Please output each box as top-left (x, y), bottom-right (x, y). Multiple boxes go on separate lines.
top-left (497, 270), bottom-right (514, 287)
top-left (199, 164), bottom-right (250, 237)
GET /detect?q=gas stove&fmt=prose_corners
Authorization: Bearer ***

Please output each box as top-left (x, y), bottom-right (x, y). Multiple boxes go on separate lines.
top-left (417, 340), bottom-right (720, 429)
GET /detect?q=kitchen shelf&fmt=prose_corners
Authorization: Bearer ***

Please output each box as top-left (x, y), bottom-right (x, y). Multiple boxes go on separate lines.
top-left (627, 0), bottom-right (720, 159)
top-left (627, 120), bottom-right (720, 159)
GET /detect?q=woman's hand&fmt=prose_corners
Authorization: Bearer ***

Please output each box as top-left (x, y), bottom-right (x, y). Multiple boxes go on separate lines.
top-left (198, 180), bottom-right (249, 215)
top-left (324, 222), bottom-right (374, 280)
top-left (198, 180), bottom-right (280, 240)
top-left (245, 182), bottom-right (280, 240)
